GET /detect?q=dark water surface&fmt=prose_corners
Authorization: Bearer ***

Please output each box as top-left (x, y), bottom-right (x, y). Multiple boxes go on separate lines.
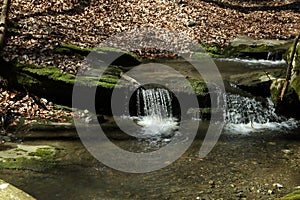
top-left (0, 122), bottom-right (299, 200)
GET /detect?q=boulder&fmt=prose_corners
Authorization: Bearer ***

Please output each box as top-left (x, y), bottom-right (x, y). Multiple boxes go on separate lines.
top-left (0, 179), bottom-right (36, 200)
top-left (229, 69), bottom-right (285, 97)
top-left (225, 35), bottom-right (293, 59)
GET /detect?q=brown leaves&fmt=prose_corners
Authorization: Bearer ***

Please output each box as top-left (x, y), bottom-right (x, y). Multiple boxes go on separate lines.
top-left (1, 0), bottom-right (300, 69)
top-left (0, 87), bottom-right (73, 125)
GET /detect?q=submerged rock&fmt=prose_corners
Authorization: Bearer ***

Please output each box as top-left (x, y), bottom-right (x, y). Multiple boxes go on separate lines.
top-left (0, 144), bottom-right (57, 171)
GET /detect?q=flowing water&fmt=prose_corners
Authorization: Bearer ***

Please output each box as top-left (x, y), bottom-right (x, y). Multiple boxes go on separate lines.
top-left (0, 58), bottom-right (299, 199)
top-left (135, 88), bottom-right (179, 137)
top-left (224, 94), bottom-right (298, 134)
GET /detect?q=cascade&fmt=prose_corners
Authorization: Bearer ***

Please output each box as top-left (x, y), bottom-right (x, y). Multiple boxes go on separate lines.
top-left (224, 94), bottom-right (298, 134)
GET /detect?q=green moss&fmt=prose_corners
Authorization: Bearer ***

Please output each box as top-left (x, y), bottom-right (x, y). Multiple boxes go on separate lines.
top-left (277, 190), bottom-right (300, 200)
top-left (291, 75), bottom-right (300, 101)
top-left (28, 148), bottom-right (54, 159)
top-left (194, 43), bottom-right (224, 58)
top-left (188, 78), bottom-right (208, 96)
top-left (16, 63), bottom-right (76, 84)
top-left (0, 147), bottom-right (56, 171)
top-left (55, 44), bottom-right (92, 56)
top-left (284, 43), bottom-right (300, 68)
top-left (240, 45), bottom-right (271, 53)
top-left (16, 72), bottom-right (41, 87)
top-left (0, 157), bottom-right (55, 170)
top-left (14, 62), bottom-right (123, 89)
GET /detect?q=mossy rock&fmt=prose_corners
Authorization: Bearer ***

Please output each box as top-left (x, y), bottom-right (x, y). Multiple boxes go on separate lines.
top-left (193, 43), bottom-right (224, 58)
top-left (55, 44), bottom-right (142, 67)
top-left (230, 69), bottom-right (285, 97)
top-left (188, 78), bottom-right (208, 96)
top-left (224, 36), bottom-right (293, 59)
top-left (289, 43), bottom-right (300, 99)
top-left (271, 79), bottom-right (300, 118)
top-left (0, 59), bottom-right (124, 107)
top-left (277, 190), bottom-right (300, 200)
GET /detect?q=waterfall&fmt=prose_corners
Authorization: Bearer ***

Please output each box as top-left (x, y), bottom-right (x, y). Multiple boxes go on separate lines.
top-left (224, 94), bottom-right (298, 134)
top-left (135, 88), bottom-right (179, 137)
top-left (137, 88), bottom-right (172, 118)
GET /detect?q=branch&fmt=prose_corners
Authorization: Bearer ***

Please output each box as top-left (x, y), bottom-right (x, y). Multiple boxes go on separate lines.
top-left (0, 0), bottom-right (10, 49)
top-left (279, 33), bottom-right (300, 101)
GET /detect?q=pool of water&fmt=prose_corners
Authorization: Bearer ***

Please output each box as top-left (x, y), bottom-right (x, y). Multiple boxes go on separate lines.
top-left (0, 121), bottom-right (299, 199)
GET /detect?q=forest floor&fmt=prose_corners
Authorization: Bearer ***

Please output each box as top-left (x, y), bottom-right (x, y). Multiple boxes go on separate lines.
top-left (1, 0), bottom-right (299, 72)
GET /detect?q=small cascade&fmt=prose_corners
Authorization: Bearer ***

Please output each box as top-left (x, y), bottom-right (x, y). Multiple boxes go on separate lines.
top-left (135, 88), bottom-right (179, 137)
top-left (137, 88), bottom-right (173, 119)
top-left (225, 94), bottom-right (298, 134)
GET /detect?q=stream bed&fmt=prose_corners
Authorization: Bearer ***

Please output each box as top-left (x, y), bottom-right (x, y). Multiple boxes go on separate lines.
top-left (0, 124), bottom-right (299, 199)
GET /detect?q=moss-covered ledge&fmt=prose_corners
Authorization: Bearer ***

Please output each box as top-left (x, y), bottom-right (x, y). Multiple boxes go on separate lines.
top-left (0, 58), bottom-right (213, 115)
top-left (223, 36), bottom-right (294, 59)
top-left (55, 44), bottom-right (142, 67)
top-left (0, 58), bottom-right (125, 107)
top-left (229, 68), bottom-right (285, 97)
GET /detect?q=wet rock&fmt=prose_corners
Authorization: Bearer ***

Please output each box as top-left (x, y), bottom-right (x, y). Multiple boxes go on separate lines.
top-left (0, 179), bottom-right (36, 200)
top-left (230, 69), bottom-right (285, 97)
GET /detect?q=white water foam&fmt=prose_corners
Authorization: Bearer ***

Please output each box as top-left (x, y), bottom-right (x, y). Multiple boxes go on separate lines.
top-left (224, 94), bottom-right (298, 134)
top-left (137, 115), bottom-right (179, 137)
top-left (216, 58), bottom-right (286, 66)
top-left (225, 119), bottom-right (298, 134)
